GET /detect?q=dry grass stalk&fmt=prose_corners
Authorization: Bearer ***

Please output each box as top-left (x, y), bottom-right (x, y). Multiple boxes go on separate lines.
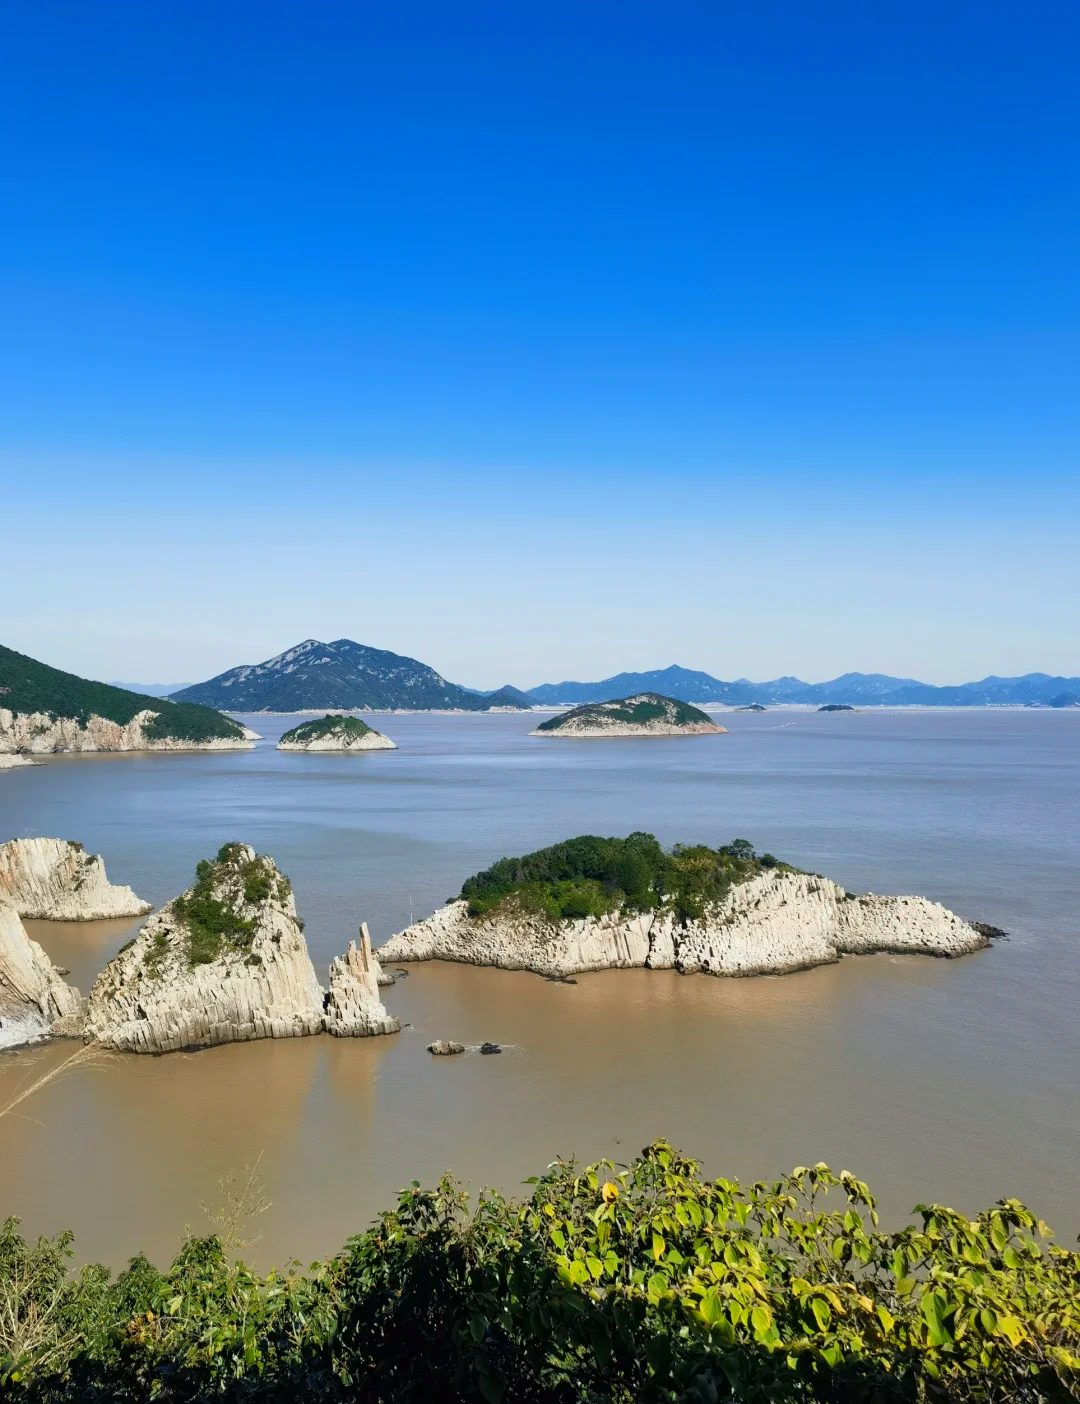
top-left (200, 1152), bottom-right (272, 1255)
top-left (0, 1041), bottom-right (112, 1125)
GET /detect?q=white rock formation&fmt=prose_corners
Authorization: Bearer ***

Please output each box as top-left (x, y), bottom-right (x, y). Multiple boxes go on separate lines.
top-left (323, 924), bottom-right (400, 1036)
top-left (84, 846), bottom-right (325, 1053)
top-left (241, 726), bottom-right (264, 741)
top-left (0, 899), bottom-right (83, 1049)
top-left (0, 708), bottom-right (254, 755)
top-left (378, 870), bottom-right (988, 980)
top-left (84, 847), bottom-right (398, 1053)
top-left (0, 753), bottom-right (36, 769)
top-left (531, 694), bottom-right (726, 739)
top-left (0, 838), bottom-right (152, 921)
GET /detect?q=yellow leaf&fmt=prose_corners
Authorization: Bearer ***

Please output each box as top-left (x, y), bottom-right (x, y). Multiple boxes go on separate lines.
top-left (997, 1315), bottom-right (1026, 1347)
top-left (601, 1181), bottom-right (619, 1203)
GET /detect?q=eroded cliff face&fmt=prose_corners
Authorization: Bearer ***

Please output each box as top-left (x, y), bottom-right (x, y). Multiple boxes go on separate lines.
top-left (377, 870), bottom-right (988, 979)
top-left (0, 708), bottom-right (254, 755)
top-left (0, 838), bottom-right (151, 921)
top-left (84, 846), bottom-right (398, 1053)
top-left (0, 899), bottom-right (83, 1049)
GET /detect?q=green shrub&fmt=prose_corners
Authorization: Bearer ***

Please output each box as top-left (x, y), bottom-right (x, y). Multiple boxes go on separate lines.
top-left (3, 1141), bottom-right (1078, 1401)
top-left (461, 834), bottom-right (794, 925)
top-left (169, 846), bottom-right (275, 966)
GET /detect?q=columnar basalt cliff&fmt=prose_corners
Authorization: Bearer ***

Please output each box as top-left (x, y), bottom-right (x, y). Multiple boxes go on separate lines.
top-left (378, 869), bottom-right (988, 979)
top-left (83, 845), bottom-right (398, 1053)
top-left (0, 899), bottom-right (83, 1049)
top-left (277, 715), bottom-right (398, 751)
top-left (0, 838), bottom-right (151, 920)
top-left (324, 924), bottom-right (400, 1036)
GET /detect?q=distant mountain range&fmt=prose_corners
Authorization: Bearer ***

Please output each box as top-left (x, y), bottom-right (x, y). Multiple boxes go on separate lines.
top-left (108, 682), bottom-right (194, 697)
top-left (169, 641), bottom-right (1080, 712)
top-left (170, 640), bottom-right (529, 712)
top-left (524, 666), bottom-right (1080, 708)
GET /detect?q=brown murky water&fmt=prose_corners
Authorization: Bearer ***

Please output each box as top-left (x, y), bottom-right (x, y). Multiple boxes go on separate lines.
top-left (1, 709), bottom-right (1078, 1267)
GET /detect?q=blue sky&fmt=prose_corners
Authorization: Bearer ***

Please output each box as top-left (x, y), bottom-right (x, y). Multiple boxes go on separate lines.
top-left (2, 0), bottom-right (1078, 688)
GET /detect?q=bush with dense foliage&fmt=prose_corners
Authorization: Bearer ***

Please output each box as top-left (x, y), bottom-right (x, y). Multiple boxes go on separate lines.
top-left (459, 834), bottom-right (787, 923)
top-left (0, 644), bottom-right (243, 743)
top-left (163, 844), bottom-right (293, 966)
top-left (2, 1140), bottom-right (1077, 1402)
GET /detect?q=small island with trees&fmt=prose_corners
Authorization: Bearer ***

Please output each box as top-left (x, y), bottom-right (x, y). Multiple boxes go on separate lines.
top-left (277, 715), bottom-right (397, 752)
top-left (379, 832), bottom-right (991, 978)
top-left (530, 692), bottom-right (727, 738)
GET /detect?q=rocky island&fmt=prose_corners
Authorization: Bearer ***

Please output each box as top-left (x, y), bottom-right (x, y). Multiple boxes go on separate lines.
top-left (0, 645), bottom-right (252, 756)
top-left (0, 837), bottom-right (151, 920)
top-left (0, 899), bottom-right (83, 1048)
top-left (83, 843), bottom-right (398, 1053)
top-left (531, 693), bottom-right (727, 738)
top-left (378, 833), bottom-right (990, 979)
top-left (277, 715), bottom-right (397, 751)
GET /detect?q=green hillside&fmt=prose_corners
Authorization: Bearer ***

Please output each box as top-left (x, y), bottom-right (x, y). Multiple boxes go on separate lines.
top-left (459, 832), bottom-right (789, 923)
top-left (0, 645), bottom-right (245, 744)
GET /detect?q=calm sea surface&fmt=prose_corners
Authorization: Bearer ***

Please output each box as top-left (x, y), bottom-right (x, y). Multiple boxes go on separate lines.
top-left (1, 708), bottom-right (1078, 1267)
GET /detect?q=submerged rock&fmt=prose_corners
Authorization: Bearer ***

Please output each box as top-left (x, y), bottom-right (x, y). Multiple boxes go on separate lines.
top-left (84, 845), bottom-right (397, 1053)
top-left (378, 870), bottom-right (989, 981)
top-left (428, 1039), bottom-right (465, 1056)
top-left (0, 838), bottom-right (152, 920)
top-left (324, 924), bottom-right (400, 1037)
top-left (0, 898), bottom-right (83, 1049)
top-left (479, 1042), bottom-right (503, 1055)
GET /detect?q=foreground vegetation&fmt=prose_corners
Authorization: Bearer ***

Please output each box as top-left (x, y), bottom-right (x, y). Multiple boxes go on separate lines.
top-left (0, 645), bottom-right (244, 744)
top-left (459, 833), bottom-right (789, 923)
top-left (2, 1140), bottom-right (1077, 1402)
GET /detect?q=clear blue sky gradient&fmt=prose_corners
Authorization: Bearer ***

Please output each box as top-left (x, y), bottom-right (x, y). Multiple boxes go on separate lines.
top-left (2, 1), bottom-right (1078, 686)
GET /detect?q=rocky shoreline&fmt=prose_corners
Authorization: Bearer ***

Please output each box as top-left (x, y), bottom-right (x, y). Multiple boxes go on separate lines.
top-left (0, 838), bottom-right (152, 920)
top-left (378, 869), bottom-right (989, 979)
top-left (0, 707), bottom-right (255, 756)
